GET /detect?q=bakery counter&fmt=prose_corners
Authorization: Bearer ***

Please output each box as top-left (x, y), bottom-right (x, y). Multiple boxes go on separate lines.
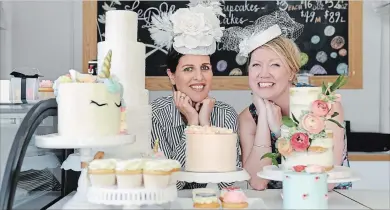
top-left (348, 152), bottom-right (390, 161)
top-left (49, 189), bottom-right (371, 209)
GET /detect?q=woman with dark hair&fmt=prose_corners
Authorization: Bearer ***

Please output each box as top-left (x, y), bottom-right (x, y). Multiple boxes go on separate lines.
top-left (147, 2), bottom-right (241, 190)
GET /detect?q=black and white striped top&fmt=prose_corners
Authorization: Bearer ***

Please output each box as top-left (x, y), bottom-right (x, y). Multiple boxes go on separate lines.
top-left (150, 95), bottom-right (241, 190)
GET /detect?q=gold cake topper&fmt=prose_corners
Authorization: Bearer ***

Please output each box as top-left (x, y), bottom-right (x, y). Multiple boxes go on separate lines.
top-left (153, 138), bottom-right (159, 153)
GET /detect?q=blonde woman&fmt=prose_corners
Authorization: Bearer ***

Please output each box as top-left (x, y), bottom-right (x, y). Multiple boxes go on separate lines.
top-left (222, 11), bottom-right (351, 191)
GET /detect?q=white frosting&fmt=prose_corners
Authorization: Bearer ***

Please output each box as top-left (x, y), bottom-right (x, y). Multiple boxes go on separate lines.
top-left (58, 83), bottom-right (121, 138)
top-left (289, 87), bottom-right (322, 119)
top-left (100, 10), bottom-right (151, 158)
top-left (105, 10), bottom-right (138, 42)
top-left (159, 159), bottom-right (181, 169)
top-left (185, 125), bottom-right (234, 134)
top-left (89, 159), bottom-right (117, 170)
top-left (192, 188), bottom-right (218, 204)
top-left (115, 159), bottom-right (145, 171)
top-left (186, 132), bottom-right (237, 172)
top-left (143, 160), bottom-right (173, 172)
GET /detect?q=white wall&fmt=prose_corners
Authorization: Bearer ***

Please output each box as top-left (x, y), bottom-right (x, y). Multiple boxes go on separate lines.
top-left (0, 1), bottom-right (389, 133)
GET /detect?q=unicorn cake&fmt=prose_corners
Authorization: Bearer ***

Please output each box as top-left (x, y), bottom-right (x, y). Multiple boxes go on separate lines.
top-left (262, 75), bottom-right (347, 171)
top-left (53, 50), bottom-right (127, 138)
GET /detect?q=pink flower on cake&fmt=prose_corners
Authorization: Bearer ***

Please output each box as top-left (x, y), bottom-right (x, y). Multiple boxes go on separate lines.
top-left (311, 100), bottom-right (329, 117)
top-left (290, 133), bottom-right (310, 151)
top-left (300, 114), bottom-right (325, 134)
top-left (293, 165), bottom-right (307, 172)
top-left (276, 138), bottom-right (293, 157)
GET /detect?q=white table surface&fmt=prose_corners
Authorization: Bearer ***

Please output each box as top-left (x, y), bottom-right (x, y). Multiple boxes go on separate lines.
top-left (48, 189), bottom-right (376, 209)
top-left (336, 190), bottom-right (390, 209)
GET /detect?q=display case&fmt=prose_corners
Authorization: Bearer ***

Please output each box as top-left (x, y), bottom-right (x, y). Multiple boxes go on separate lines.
top-left (0, 99), bottom-right (76, 209)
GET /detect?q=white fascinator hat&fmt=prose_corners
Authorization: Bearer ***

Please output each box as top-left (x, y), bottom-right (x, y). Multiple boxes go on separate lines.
top-left (147, 0), bottom-right (225, 56)
top-left (221, 10), bottom-right (304, 58)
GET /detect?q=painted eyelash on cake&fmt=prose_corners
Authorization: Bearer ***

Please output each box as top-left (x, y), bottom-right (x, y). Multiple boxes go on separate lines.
top-left (115, 102), bottom-right (121, 107)
top-left (90, 100), bottom-right (108, 106)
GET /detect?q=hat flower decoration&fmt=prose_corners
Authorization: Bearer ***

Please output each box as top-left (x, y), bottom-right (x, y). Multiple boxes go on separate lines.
top-left (147, 0), bottom-right (225, 55)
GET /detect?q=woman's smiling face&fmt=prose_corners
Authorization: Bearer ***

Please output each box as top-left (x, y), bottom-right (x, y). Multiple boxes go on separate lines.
top-left (248, 47), bottom-right (291, 101)
top-left (167, 54), bottom-right (213, 103)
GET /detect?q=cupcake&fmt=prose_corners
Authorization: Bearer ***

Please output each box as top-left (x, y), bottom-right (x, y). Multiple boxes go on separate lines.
top-left (220, 187), bottom-right (248, 209)
top-left (192, 188), bottom-right (220, 209)
top-left (88, 159), bottom-right (117, 187)
top-left (159, 159), bottom-right (181, 185)
top-left (143, 160), bottom-right (172, 188)
top-left (115, 159), bottom-right (144, 189)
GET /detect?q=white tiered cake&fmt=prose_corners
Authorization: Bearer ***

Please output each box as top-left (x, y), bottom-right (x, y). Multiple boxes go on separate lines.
top-left (261, 76), bottom-right (348, 172)
top-left (282, 87), bottom-right (334, 171)
top-left (99, 10), bottom-right (151, 155)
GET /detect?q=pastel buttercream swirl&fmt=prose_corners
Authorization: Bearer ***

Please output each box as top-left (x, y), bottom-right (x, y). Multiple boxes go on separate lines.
top-left (53, 50), bottom-right (124, 104)
top-left (185, 125), bottom-right (234, 134)
top-left (115, 159), bottom-right (144, 171)
top-left (222, 191), bottom-right (248, 203)
top-left (143, 160), bottom-right (174, 172)
top-left (53, 69), bottom-right (124, 105)
top-left (88, 159), bottom-right (117, 170)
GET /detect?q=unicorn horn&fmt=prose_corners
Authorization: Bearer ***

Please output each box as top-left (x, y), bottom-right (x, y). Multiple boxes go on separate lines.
top-left (99, 50), bottom-right (112, 79)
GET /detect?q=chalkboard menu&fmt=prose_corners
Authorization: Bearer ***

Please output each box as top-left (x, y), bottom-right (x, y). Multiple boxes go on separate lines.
top-left (97, 0), bottom-right (349, 77)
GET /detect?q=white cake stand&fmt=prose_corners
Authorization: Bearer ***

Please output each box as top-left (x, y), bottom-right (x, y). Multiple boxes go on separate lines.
top-left (35, 133), bottom-right (136, 209)
top-left (87, 184), bottom-right (178, 209)
top-left (257, 165), bottom-right (361, 183)
top-left (175, 168), bottom-right (250, 184)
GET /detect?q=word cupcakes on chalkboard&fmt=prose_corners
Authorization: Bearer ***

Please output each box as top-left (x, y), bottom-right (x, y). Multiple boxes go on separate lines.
top-left (97, 0), bottom-right (350, 77)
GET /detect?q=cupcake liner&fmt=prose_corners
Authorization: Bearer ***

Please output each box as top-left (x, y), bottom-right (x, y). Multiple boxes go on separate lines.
top-left (116, 173), bottom-right (143, 189)
top-left (143, 170), bottom-right (171, 188)
top-left (169, 169), bottom-right (180, 185)
top-left (89, 173), bottom-right (116, 187)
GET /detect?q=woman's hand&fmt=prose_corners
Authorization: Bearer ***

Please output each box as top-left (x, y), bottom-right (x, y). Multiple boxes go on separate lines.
top-left (173, 91), bottom-right (199, 125)
top-left (197, 97), bottom-right (215, 126)
top-left (252, 94), bottom-right (266, 114)
top-left (249, 178), bottom-right (269, 191)
top-left (264, 100), bottom-right (282, 138)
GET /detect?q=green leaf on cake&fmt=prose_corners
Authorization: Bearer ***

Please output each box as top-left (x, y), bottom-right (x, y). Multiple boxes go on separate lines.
top-left (282, 116), bottom-right (296, 127)
top-left (328, 118), bottom-right (344, 128)
top-left (291, 113), bottom-right (300, 124)
top-left (322, 81), bottom-right (327, 95)
top-left (261, 153), bottom-right (275, 160)
top-left (329, 75), bottom-right (347, 92)
top-left (331, 112), bottom-right (339, 118)
top-left (271, 158), bottom-right (279, 166)
top-left (261, 153), bottom-right (280, 167)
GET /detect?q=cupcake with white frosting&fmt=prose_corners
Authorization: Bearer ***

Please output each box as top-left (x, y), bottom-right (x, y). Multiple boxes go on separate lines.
top-left (116, 159), bottom-right (144, 189)
top-left (159, 159), bottom-right (181, 185)
top-left (88, 159), bottom-right (117, 187)
top-left (143, 160), bottom-right (172, 188)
